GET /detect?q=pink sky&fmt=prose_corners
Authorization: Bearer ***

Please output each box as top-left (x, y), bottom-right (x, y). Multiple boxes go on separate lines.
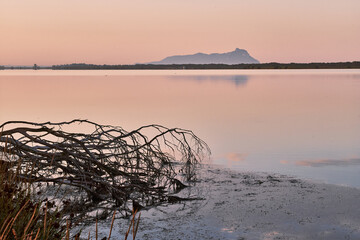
top-left (1, 0), bottom-right (359, 65)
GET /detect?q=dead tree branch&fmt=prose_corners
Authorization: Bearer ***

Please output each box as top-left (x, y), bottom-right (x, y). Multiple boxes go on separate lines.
top-left (0, 120), bottom-right (210, 220)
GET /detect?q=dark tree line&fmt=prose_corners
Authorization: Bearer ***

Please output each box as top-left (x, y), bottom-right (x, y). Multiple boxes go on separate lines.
top-left (51, 62), bottom-right (360, 70)
top-left (2, 61), bottom-right (359, 70)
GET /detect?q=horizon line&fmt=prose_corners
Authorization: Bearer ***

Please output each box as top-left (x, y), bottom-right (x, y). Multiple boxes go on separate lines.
top-left (2, 60), bottom-right (360, 68)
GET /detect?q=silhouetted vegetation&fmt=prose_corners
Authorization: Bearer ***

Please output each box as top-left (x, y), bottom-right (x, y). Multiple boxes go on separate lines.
top-left (3, 61), bottom-right (359, 70)
top-left (51, 62), bottom-right (360, 70)
top-left (3, 66), bottom-right (39, 70)
top-left (0, 120), bottom-right (210, 222)
top-left (0, 157), bottom-right (65, 239)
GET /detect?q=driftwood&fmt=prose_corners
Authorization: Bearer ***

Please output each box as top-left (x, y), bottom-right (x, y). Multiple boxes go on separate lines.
top-left (0, 120), bottom-right (210, 220)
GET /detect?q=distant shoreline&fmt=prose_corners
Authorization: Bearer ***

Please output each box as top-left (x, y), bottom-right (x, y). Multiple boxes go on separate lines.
top-left (1, 61), bottom-right (360, 70)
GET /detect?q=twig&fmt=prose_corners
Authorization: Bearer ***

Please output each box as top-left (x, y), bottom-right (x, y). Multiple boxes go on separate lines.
top-left (0, 120), bottom-right (210, 220)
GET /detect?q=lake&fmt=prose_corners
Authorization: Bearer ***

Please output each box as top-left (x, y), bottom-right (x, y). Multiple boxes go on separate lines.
top-left (1, 69), bottom-right (360, 187)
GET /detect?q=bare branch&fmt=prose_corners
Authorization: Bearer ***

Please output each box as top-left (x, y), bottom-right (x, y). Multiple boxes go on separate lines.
top-left (0, 120), bottom-right (210, 220)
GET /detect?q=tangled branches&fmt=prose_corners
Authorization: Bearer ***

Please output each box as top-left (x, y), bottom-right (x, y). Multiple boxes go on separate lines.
top-left (0, 120), bottom-right (210, 220)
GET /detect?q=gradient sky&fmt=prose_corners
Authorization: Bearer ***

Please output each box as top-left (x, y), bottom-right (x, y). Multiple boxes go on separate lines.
top-left (1, 0), bottom-right (359, 65)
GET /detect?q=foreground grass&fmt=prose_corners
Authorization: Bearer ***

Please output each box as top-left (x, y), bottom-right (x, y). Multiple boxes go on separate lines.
top-left (0, 158), bottom-right (141, 240)
top-left (0, 159), bottom-right (65, 239)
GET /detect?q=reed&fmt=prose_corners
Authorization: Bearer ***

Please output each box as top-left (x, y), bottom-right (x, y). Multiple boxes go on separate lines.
top-left (124, 210), bottom-right (141, 240)
top-left (0, 155), bottom-right (65, 240)
top-left (0, 160), bottom-right (141, 239)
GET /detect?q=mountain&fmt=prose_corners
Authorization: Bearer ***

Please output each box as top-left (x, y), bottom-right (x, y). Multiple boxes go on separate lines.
top-left (149, 48), bottom-right (259, 65)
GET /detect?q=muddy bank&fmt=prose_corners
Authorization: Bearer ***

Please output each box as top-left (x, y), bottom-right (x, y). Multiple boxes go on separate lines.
top-left (79, 165), bottom-right (360, 239)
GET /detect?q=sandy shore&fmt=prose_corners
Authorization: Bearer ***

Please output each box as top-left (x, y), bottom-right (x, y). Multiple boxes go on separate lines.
top-left (83, 165), bottom-right (360, 239)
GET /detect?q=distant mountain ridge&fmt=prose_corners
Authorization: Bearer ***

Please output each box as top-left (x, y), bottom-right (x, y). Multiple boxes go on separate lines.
top-left (149, 48), bottom-right (260, 65)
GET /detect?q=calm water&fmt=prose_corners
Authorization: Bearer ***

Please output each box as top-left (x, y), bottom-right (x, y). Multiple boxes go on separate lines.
top-left (1, 69), bottom-right (360, 187)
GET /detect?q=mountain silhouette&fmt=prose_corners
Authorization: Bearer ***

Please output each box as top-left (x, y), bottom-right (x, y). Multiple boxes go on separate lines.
top-left (149, 48), bottom-right (259, 64)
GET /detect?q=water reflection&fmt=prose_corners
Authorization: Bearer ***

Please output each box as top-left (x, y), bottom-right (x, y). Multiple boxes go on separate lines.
top-left (0, 70), bottom-right (360, 187)
top-left (225, 152), bottom-right (247, 163)
top-left (295, 157), bottom-right (360, 167)
top-left (170, 75), bottom-right (249, 87)
top-left (215, 152), bottom-right (248, 168)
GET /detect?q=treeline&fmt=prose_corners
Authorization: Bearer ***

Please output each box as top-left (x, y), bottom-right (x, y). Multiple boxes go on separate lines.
top-left (2, 65), bottom-right (44, 70)
top-left (2, 62), bottom-right (360, 70)
top-left (51, 62), bottom-right (360, 70)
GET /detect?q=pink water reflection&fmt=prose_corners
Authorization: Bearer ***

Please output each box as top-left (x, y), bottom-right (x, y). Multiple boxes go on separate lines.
top-left (1, 70), bottom-right (360, 186)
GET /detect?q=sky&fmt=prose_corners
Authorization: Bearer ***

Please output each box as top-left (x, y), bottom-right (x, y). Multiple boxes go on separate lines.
top-left (0, 0), bottom-right (359, 65)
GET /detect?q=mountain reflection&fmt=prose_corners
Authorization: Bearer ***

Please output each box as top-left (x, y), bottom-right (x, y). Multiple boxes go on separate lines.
top-left (170, 75), bottom-right (249, 87)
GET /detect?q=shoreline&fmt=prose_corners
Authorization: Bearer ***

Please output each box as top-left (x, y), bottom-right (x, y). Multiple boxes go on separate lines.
top-left (77, 164), bottom-right (360, 239)
top-left (1, 61), bottom-right (360, 70)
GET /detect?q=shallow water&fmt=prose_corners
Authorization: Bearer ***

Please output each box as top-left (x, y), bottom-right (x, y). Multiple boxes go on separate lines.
top-left (1, 69), bottom-right (359, 187)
